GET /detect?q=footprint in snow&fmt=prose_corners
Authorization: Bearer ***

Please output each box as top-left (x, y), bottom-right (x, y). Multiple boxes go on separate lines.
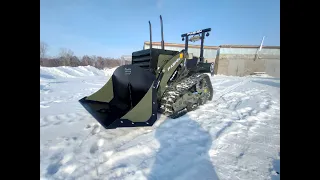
top-left (85, 124), bottom-right (91, 129)
top-left (68, 120), bottom-right (74, 123)
top-left (54, 121), bottom-right (62, 126)
top-left (90, 139), bottom-right (104, 154)
top-left (91, 124), bottom-right (100, 135)
top-left (40, 105), bottom-right (50, 108)
top-left (46, 162), bottom-right (61, 175)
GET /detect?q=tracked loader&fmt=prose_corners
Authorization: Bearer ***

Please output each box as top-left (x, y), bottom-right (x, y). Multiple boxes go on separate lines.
top-left (79, 15), bottom-right (215, 129)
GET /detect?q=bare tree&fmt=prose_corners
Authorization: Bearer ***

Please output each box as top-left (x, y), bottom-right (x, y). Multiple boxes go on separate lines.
top-left (69, 56), bottom-right (81, 67)
top-left (59, 48), bottom-right (74, 58)
top-left (59, 48), bottom-right (74, 66)
top-left (90, 55), bottom-right (98, 61)
top-left (40, 41), bottom-right (48, 59)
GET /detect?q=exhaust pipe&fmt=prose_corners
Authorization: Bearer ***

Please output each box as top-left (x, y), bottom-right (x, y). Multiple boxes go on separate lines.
top-left (160, 15), bottom-right (164, 50)
top-left (149, 21), bottom-right (152, 49)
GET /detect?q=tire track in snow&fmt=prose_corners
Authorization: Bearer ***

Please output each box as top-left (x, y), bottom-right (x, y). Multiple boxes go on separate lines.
top-left (211, 78), bottom-right (250, 102)
top-left (45, 124), bottom-right (158, 180)
top-left (58, 113), bottom-right (167, 179)
top-left (203, 87), bottom-right (279, 180)
top-left (40, 92), bottom-right (85, 109)
top-left (40, 112), bottom-right (90, 128)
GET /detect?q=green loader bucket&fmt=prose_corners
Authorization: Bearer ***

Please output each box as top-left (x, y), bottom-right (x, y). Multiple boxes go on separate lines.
top-left (79, 65), bottom-right (158, 129)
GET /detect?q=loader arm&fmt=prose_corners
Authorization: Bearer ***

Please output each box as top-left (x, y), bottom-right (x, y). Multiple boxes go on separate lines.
top-left (157, 52), bottom-right (187, 98)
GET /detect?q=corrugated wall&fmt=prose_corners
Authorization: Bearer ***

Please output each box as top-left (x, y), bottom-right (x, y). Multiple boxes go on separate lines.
top-left (216, 46), bottom-right (280, 77)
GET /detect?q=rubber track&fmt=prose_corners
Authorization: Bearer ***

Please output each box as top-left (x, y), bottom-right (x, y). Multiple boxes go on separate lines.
top-left (159, 73), bottom-right (212, 118)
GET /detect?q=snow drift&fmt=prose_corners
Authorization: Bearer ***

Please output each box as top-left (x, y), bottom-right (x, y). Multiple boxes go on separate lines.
top-left (40, 66), bottom-right (106, 79)
top-left (40, 66), bottom-right (280, 180)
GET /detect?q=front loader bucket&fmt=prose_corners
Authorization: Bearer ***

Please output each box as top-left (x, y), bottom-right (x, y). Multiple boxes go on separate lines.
top-left (79, 65), bottom-right (158, 129)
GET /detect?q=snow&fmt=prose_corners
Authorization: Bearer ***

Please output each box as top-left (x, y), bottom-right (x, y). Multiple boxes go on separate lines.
top-left (40, 66), bottom-right (280, 180)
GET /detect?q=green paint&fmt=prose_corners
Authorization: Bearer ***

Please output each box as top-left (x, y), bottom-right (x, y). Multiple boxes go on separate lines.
top-left (158, 53), bottom-right (185, 97)
top-left (156, 54), bottom-right (173, 75)
top-left (86, 77), bottom-right (113, 103)
top-left (120, 83), bottom-right (154, 122)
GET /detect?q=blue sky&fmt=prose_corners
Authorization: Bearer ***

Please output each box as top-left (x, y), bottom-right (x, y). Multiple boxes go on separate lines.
top-left (40, 0), bottom-right (280, 58)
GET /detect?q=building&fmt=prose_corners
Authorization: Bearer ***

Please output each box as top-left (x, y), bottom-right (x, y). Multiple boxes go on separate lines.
top-left (143, 42), bottom-right (219, 63)
top-left (216, 45), bottom-right (280, 77)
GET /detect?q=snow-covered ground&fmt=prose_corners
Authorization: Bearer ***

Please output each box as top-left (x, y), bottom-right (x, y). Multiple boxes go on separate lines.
top-left (40, 66), bottom-right (280, 180)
